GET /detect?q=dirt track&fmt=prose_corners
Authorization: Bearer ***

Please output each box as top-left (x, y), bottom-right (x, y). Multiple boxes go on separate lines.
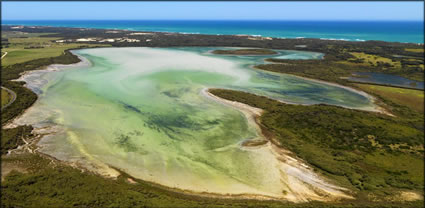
top-left (1, 86), bottom-right (17, 110)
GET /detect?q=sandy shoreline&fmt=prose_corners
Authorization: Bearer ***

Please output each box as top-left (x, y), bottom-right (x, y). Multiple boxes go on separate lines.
top-left (202, 87), bottom-right (353, 202)
top-left (15, 51), bottom-right (91, 83)
top-left (5, 51), bottom-right (91, 129)
top-left (283, 73), bottom-right (394, 116)
top-left (201, 88), bottom-right (268, 147)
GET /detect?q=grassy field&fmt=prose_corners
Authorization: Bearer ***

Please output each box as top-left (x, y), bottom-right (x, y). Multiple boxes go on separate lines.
top-left (1, 34), bottom-right (109, 124)
top-left (405, 48), bottom-right (424, 53)
top-left (2, 36), bottom-right (110, 66)
top-left (1, 88), bottom-right (13, 108)
top-left (348, 52), bottom-right (401, 68)
top-left (355, 84), bottom-right (424, 113)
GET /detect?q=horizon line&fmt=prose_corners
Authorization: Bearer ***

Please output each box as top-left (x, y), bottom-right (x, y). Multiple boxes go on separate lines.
top-left (3, 19), bottom-right (424, 22)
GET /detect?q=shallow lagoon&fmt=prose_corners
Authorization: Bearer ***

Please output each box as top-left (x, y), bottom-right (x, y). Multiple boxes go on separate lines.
top-left (15, 47), bottom-right (375, 199)
top-left (348, 72), bottom-right (424, 90)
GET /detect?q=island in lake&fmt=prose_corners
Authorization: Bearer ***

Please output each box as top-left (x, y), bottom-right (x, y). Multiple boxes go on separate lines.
top-left (212, 48), bottom-right (278, 55)
top-left (1, 23), bottom-right (423, 208)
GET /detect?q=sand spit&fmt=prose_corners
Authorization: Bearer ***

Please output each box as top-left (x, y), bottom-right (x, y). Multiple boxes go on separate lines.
top-left (252, 66), bottom-right (394, 116)
top-left (14, 52), bottom-right (91, 91)
top-left (202, 88), bottom-right (353, 202)
top-left (283, 74), bottom-right (394, 116)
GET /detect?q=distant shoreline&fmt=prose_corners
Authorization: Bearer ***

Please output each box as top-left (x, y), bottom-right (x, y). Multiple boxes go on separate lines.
top-left (2, 20), bottom-right (424, 44)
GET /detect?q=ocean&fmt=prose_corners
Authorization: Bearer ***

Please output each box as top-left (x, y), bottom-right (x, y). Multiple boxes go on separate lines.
top-left (2, 20), bottom-right (424, 43)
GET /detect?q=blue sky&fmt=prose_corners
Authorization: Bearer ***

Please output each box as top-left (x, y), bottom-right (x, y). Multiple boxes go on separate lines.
top-left (2, 1), bottom-right (424, 21)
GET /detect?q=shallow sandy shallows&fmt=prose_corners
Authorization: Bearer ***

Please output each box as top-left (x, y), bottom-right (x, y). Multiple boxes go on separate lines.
top-left (8, 47), bottom-right (378, 202)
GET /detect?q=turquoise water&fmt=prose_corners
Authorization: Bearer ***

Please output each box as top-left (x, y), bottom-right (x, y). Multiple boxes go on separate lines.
top-left (2, 20), bottom-right (424, 43)
top-left (348, 72), bottom-right (424, 89)
top-left (15, 47), bottom-right (373, 199)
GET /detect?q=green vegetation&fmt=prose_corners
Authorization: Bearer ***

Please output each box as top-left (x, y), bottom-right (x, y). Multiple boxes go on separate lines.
top-left (355, 84), bottom-right (424, 113)
top-left (1, 36), bottom-right (109, 66)
top-left (212, 48), bottom-right (277, 55)
top-left (405, 48), bottom-right (424, 53)
top-left (1, 81), bottom-right (38, 124)
top-left (259, 52), bottom-right (423, 85)
top-left (256, 58), bottom-right (362, 85)
top-left (2, 153), bottom-right (423, 208)
top-left (1, 88), bottom-right (13, 108)
top-left (1, 125), bottom-right (33, 155)
top-left (3, 25), bottom-right (422, 81)
top-left (1, 33), bottom-right (109, 161)
top-left (1, 31), bottom-right (56, 38)
top-left (1, 50), bottom-right (82, 124)
top-left (0, 50), bottom-right (85, 165)
top-left (1, 31), bottom-right (110, 124)
top-left (348, 52), bottom-right (402, 68)
top-left (209, 89), bottom-right (423, 200)
top-left (249, 43), bottom-right (424, 204)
